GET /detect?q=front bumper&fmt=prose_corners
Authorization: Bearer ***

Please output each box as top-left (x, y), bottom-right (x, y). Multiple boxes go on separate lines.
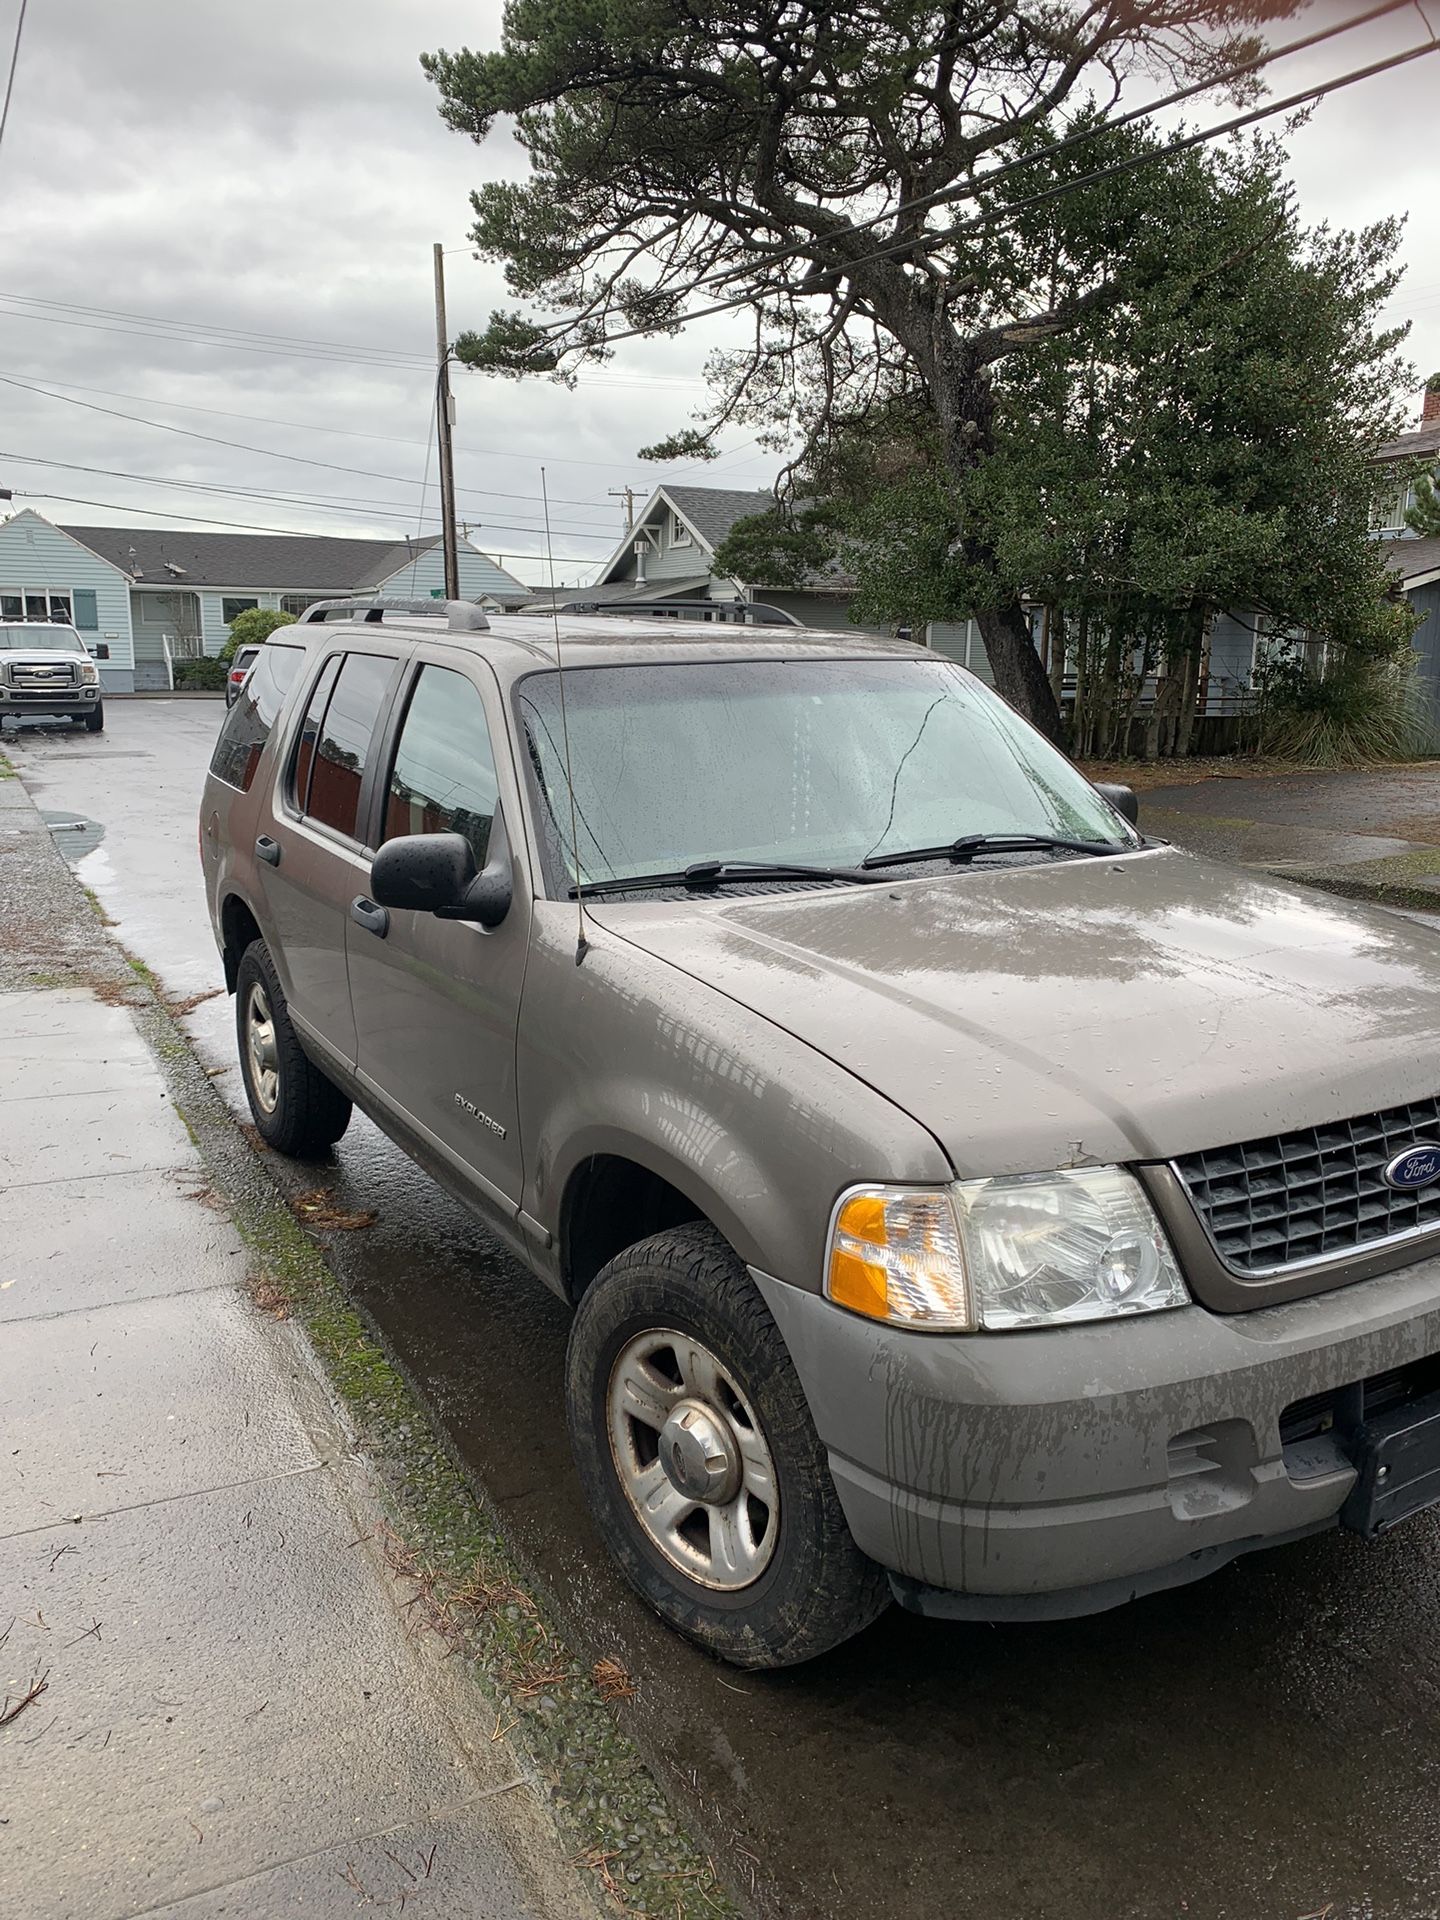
top-left (0, 684), bottom-right (100, 716)
top-left (751, 1254), bottom-right (1440, 1618)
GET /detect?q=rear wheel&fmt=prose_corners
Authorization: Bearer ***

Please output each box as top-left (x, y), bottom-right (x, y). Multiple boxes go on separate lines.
top-left (566, 1222), bottom-right (890, 1668)
top-left (235, 939), bottom-right (351, 1155)
top-left (84, 702), bottom-right (104, 733)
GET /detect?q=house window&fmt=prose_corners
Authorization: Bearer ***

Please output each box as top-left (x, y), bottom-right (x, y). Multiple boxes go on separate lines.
top-left (1371, 481), bottom-right (1412, 533)
top-left (281, 593), bottom-right (329, 617)
top-left (668, 512), bottom-right (693, 548)
top-left (222, 596), bottom-right (259, 625)
top-left (1, 588), bottom-right (73, 622)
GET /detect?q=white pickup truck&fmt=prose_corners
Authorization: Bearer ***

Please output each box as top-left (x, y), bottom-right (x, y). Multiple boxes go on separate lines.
top-left (0, 622), bottom-right (104, 733)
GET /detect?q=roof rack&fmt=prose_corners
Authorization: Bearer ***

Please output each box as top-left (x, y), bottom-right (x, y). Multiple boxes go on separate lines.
top-left (297, 596), bottom-right (490, 631)
top-left (554, 598), bottom-right (801, 627)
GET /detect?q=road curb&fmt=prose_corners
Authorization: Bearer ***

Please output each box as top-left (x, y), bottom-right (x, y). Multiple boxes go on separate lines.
top-left (0, 749), bottom-right (747, 1920)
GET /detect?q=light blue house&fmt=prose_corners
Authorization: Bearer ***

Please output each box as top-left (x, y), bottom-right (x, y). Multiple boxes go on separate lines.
top-left (0, 511), bottom-right (529, 692)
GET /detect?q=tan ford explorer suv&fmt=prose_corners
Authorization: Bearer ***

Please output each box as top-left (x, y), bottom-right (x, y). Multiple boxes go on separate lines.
top-left (200, 596), bottom-right (1440, 1669)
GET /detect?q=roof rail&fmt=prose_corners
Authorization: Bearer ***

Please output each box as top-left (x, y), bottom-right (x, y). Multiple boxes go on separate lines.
top-left (554, 598), bottom-right (801, 627)
top-left (297, 596), bottom-right (490, 631)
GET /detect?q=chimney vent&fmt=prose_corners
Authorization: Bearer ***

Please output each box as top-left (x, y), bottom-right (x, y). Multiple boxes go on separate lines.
top-left (1424, 378), bottom-right (1440, 425)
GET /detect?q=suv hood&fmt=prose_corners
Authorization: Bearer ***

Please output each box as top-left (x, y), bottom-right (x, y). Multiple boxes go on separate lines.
top-left (591, 848), bottom-right (1440, 1175)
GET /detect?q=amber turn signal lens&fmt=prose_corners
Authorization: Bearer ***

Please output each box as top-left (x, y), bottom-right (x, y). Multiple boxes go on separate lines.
top-left (825, 1188), bottom-right (973, 1330)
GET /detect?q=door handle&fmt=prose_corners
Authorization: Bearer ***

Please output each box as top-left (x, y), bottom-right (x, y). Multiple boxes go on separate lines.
top-left (255, 834), bottom-right (281, 867)
top-left (350, 895), bottom-right (390, 938)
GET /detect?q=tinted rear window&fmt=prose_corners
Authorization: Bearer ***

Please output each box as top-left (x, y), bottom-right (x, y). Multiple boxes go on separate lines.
top-left (304, 651), bottom-right (395, 842)
top-left (209, 644), bottom-right (304, 792)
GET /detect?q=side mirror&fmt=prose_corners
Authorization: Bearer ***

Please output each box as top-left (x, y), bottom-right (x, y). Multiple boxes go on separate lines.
top-left (1093, 781), bottom-right (1139, 828)
top-left (369, 823), bottom-right (512, 929)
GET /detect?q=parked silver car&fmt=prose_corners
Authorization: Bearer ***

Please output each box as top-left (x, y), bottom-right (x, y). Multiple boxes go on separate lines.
top-left (200, 597), bottom-right (1440, 1667)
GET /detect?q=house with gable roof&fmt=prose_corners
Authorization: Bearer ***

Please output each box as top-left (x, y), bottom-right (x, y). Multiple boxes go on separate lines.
top-left (0, 511), bottom-right (529, 692)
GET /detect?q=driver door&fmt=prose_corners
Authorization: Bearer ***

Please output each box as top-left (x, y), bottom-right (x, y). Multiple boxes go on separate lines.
top-left (345, 653), bottom-right (528, 1210)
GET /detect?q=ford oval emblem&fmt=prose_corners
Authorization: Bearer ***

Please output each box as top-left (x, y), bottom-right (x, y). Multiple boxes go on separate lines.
top-left (1382, 1144), bottom-right (1440, 1191)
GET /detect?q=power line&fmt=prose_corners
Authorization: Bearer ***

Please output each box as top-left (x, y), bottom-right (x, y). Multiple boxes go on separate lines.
top-left (0, 373), bottom-right (625, 521)
top-left (0, 304), bottom-right (432, 372)
top-left (11, 489), bottom-right (611, 565)
top-left (0, 451), bottom-right (626, 540)
top-left (0, 294), bottom-right (710, 389)
top-left (526, 17), bottom-right (1440, 354)
top-left (0, 0), bottom-right (26, 164)
top-left (0, 366), bottom-right (743, 471)
top-left (696, 0), bottom-right (1420, 301)
top-left (0, 291), bottom-right (432, 363)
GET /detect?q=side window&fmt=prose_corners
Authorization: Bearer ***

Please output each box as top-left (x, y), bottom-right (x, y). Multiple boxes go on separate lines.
top-left (382, 665), bottom-right (499, 867)
top-left (305, 652), bottom-right (396, 843)
top-left (209, 643), bottom-right (304, 792)
top-left (289, 655), bottom-right (341, 815)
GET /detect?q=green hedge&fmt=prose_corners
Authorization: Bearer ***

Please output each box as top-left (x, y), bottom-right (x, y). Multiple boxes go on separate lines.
top-left (171, 656), bottom-right (228, 691)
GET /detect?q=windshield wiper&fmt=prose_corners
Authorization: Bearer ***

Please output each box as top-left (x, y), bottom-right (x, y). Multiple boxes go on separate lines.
top-left (861, 832), bottom-right (1122, 871)
top-left (570, 858), bottom-right (879, 899)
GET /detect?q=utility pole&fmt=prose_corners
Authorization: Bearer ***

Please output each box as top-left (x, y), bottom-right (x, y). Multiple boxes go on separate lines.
top-left (608, 485), bottom-right (638, 530)
top-left (433, 241), bottom-right (461, 602)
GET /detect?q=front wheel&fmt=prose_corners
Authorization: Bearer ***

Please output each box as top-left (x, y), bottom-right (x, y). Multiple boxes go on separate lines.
top-left (84, 702), bottom-right (104, 733)
top-left (235, 939), bottom-right (351, 1156)
top-left (566, 1223), bottom-right (890, 1669)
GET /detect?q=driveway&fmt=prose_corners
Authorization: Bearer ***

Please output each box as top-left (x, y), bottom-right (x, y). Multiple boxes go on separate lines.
top-left (12, 701), bottom-right (1440, 1920)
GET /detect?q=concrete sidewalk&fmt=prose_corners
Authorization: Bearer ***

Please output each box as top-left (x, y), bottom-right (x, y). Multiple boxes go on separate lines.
top-left (0, 773), bottom-right (591, 1916)
top-left (1134, 761), bottom-right (1440, 908)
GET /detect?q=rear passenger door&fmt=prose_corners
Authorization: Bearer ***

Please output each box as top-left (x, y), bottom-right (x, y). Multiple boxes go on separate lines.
top-left (346, 652), bottom-right (528, 1210)
top-left (256, 646), bottom-right (403, 1071)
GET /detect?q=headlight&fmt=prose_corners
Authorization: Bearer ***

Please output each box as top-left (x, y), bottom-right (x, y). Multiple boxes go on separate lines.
top-left (953, 1167), bottom-right (1187, 1328)
top-left (825, 1168), bottom-right (1188, 1332)
top-left (80, 661), bottom-right (99, 684)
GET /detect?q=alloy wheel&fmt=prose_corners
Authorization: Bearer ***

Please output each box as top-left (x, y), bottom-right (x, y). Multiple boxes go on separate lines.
top-left (606, 1327), bottom-right (778, 1590)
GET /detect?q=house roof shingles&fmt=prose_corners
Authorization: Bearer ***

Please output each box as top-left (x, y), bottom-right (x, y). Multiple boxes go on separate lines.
top-left (55, 525), bottom-right (528, 601)
top-left (1376, 423), bottom-right (1440, 464)
top-left (60, 525), bottom-right (443, 589)
top-left (660, 486), bottom-right (776, 551)
top-left (1381, 534), bottom-right (1440, 583)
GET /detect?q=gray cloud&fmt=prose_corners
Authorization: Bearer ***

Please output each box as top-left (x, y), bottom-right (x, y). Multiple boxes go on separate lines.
top-left (0, 0), bottom-right (1432, 585)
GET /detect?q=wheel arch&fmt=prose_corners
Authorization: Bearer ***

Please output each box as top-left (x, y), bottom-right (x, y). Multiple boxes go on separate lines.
top-left (557, 1142), bottom-right (763, 1303)
top-left (218, 891), bottom-right (263, 994)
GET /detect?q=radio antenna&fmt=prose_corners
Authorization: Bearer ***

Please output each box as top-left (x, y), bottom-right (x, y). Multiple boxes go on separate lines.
top-left (541, 466), bottom-right (589, 965)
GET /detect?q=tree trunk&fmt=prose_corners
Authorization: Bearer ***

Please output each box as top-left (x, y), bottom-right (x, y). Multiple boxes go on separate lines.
top-left (976, 604), bottom-right (1063, 741)
top-left (888, 317), bottom-right (1064, 743)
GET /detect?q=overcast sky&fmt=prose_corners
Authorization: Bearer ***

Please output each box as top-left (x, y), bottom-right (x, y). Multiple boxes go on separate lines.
top-left (0, 0), bottom-right (1434, 587)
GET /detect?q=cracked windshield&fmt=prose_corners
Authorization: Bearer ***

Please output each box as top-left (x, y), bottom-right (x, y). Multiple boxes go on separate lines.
top-left (520, 657), bottom-right (1135, 885)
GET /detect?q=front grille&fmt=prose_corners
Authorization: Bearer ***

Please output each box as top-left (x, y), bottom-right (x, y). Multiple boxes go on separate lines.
top-left (1174, 1097), bottom-right (1440, 1273)
top-left (11, 662), bottom-right (78, 689)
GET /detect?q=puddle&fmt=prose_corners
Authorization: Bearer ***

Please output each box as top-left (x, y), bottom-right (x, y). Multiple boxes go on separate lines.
top-left (41, 808), bottom-right (106, 861)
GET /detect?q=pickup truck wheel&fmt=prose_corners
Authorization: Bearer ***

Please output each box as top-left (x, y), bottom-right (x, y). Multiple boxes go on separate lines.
top-left (567, 1223), bottom-right (890, 1669)
top-left (235, 940), bottom-right (352, 1155)
top-left (84, 702), bottom-right (104, 733)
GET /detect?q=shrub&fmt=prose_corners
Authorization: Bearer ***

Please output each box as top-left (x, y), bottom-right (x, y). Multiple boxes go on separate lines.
top-left (172, 656), bottom-right (228, 691)
top-left (220, 607), bottom-right (297, 663)
top-left (1258, 652), bottom-right (1433, 766)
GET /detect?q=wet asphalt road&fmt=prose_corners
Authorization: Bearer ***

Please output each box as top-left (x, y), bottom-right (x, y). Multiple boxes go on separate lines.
top-left (11, 699), bottom-right (1440, 1920)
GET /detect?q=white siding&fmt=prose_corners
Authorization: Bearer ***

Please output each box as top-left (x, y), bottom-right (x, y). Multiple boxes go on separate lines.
top-left (1207, 611), bottom-right (1256, 712)
top-left (926, 618), bottom-right (995, 686)
top-left (373, 541), bottom-right (527, 603)
top-left (766, 590), bottom-right (897, 637)
top-left (644, 523), bottom-right (708, 583)
top-left (0, 511), bottom-right (135, 688)
top-left (197, 589), bottom-right (282, 655)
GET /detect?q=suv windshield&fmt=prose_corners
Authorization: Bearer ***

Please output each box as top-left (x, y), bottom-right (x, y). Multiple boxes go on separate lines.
top-left (1, 624), bottom-right (85, 652)
top-left (518, 656), bottom-right (1137, 891)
